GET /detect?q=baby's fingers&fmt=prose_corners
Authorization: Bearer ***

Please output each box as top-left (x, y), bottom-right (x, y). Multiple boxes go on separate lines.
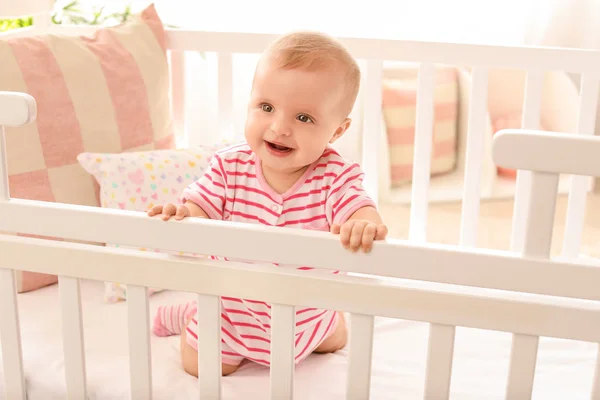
top-left (375, 224), bottom-right (388, 240)
top-left (174, 205), bottom-right (190, 220)
top-left (348, 223), bottom-right (365, 252)
top-left (147, 205), bottom-right (163, 216)
top-left (361, 224), bottom-right (378, 252)
top-left (161, 203), bottom-right (177, 220)
top-left (330, 224), bottom-right (341, 235)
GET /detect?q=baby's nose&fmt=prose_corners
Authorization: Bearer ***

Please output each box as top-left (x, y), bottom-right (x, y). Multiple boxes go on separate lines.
top-left (270, 121), bottom-right (292, 136)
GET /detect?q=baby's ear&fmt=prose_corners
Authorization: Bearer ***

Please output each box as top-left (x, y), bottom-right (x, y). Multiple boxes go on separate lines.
top-left (329, 118), bottom-right (352, 144)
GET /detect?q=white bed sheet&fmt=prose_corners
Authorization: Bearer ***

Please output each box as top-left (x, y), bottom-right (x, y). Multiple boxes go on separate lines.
top-left (0, 279), bottom-right (597, 399)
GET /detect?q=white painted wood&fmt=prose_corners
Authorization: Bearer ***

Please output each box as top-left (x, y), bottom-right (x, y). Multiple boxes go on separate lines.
top-left (361, 60), bottom-right (383, 203)
top-left (270, 304), bottom-right (295, 399)
top-left (459, 67), bottom-right (489, 248)
top-left (127, 285), bottom-right (152, 400)
top-left (562, 73), bottom-right (600, 258)
top-left (0, 92), bottom-right (37, 127)
top-left (0, 126), bottom-right (8, 201)
top-left (506, 334), bottom-right (540, 399)
top-left (169, 51), bottom-right (187, 147)
top-left (58, 276), bottom-right (88, 399)
top-left (492, 130), bottom-right (600, 177)
top-left (0, 268), bottom-right (26, 400)
top-left (196, 294), bottom-right (221, 399)
top-left (0, 124), bottom-right (26, 400)
top-left (506, 172), bottom-right (559, 399)
top-left (591, 346), bottom-right (600, 400)
top-left (424, 324), bottom-right (456, 399)
top-left (164, 30), bottom-right (600, 74)
top-left (0, 26), bottom-right (36, 38)
top-left (47, 24), bottom-right (97, 36)
top-left (409, 63), bottom-right (436, 243)
top-left (218, 52), bottom-right (234, 142)
top-left (5, 198), bottom-right (600, 302)
top-left (521, 173), bottom-right (559, 258)
top-left (509, 71), bottom-right (544, 254)
top-left (3, 234), bottom-right (600, 344)
top-left (0, 0), bottom-right (53, 17)
top-left (346, 314), bottom-right (374, 400)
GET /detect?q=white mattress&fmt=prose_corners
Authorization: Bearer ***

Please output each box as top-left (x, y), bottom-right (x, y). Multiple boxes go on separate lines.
top-left (0, 279), bottom-right (597, 399)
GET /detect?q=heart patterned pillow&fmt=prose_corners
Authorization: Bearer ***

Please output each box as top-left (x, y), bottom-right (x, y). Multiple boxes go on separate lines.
top-left (78, 143), bottom-right (230, 302)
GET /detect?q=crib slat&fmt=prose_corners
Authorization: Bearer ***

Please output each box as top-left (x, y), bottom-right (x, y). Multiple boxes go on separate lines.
top-left (270, 304), bottom-right (295, 399)
top-left (59, 276), bottom-right (88, 399)
top-left (506, 171), bottom-right (559, 398)
top-left (591, 346), bottom-right (600, 400)
top-left (409, 62), bottom-right (436, 243)
top-left (460, 67), bottom-right (489, 247)
top-left (196, 294), bottom-right (222, 399)
top-left (0, 126), bottom-right (26, 398)
top-left (506, 334), bottom-right (540, 398)
top-left (169, 50), bottom-right (187, 147)
top-left (510, 70), bottom-right (544, 253)
top-left (127, 285), bottom-right (152, 400)
top-left (361, 60), bottom-right (383, 203)
top-left (0, 269), bottom-right (26, 400)
top-left (346, 313), bottom-right (374, 399)
top-left (218, 52), bottom-right (233, 141)
top-left (562, 72), bottom-right (600, 258)
top-left (424, 324), bottom-right (456, 399)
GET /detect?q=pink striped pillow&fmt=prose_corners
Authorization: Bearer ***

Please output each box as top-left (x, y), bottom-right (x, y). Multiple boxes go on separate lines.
top-left (382, 66), bottom-right (459, 186)
top-left (0, 4), bottom-right (175, 292)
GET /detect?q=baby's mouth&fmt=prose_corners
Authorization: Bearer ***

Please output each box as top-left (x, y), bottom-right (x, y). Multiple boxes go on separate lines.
top-left (265, 141), bottom-right (293, 153)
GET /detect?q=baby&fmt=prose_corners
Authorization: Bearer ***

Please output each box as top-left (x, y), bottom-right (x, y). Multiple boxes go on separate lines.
top-left (148, 31), bottom-right (388, 377)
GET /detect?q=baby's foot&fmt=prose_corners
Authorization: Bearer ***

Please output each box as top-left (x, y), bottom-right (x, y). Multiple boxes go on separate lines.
top-left (153, 301), bottom-right (197, 336)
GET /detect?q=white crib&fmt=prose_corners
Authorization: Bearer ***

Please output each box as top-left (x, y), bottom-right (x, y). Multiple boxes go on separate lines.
top-left (2, 1), bottom-right (600, 399)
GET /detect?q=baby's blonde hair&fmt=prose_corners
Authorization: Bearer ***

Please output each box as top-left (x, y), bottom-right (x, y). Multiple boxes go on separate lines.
top-left (262, 31), bottom-right (361, 117)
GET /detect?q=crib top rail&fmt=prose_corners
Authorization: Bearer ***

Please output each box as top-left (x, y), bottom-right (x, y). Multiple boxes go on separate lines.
top-left (0, 92), bottom-right (36, 127)
top-left (4, 23), bottom-right (600, 73)
top-left (493, 129), bottom-right (600, 176)
top-left (164, 30), bottom-right (600, 73)
top-left (0, 195), bottom-right (600, 304)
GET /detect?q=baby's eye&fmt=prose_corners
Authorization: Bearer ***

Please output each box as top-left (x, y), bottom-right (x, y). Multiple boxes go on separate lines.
top-left (261, 104), bottom-right (273, 112)
top-left (297, 114), bottom-right (313, 123)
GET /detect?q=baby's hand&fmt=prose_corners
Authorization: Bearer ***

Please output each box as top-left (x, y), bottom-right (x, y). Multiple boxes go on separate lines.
top-left (147, 203), bottom-right (190, 221)
top-left (330, 219), bottom-right (388, 253)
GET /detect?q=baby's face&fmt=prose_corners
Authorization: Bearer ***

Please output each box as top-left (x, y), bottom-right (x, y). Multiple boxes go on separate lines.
top-left (245, 58), bottom-right (350, 175)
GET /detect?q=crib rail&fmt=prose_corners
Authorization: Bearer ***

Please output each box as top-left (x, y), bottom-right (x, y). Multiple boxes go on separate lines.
top-left (1, 233), bottom-right (600, 397)
top-left (162, 30), bottom-right (600, 73)
top-left (2, 145), bottom-right (600, 399)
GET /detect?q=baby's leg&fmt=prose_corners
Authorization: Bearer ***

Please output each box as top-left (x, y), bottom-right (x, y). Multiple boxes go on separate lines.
top-left (180, 317), bottom-right (241, 377)
top-left (153, 301), bottom-right (197, 336)
top-left (313, 312), bottom-right (347, 353)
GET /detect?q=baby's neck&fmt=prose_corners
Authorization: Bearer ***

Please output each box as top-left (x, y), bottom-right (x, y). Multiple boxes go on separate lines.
top-left (261, 164), bottom-right (310, 194)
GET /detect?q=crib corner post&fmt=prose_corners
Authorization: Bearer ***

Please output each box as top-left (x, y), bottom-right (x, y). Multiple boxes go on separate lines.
top-left (0, 92), bottom-right (36, 400)
top-left (0, 91), bottom-right (37, 202)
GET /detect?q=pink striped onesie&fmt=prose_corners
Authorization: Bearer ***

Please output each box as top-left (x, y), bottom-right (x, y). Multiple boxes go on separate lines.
top-left (181, 143), bottom-right (376, 367)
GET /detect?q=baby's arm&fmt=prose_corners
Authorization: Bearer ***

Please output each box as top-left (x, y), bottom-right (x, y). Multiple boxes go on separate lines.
top-left (326, 162), bottom-right (388, 253)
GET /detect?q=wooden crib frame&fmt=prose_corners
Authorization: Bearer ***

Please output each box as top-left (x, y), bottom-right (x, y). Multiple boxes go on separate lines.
top-left (2, 1), bottom-right (600, 399)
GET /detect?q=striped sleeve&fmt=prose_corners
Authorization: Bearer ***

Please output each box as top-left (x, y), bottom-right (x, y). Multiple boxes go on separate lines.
top-left (181, 154), bottom-right (227, 220)
top-left (326, 162), bottom-right (377, 225)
